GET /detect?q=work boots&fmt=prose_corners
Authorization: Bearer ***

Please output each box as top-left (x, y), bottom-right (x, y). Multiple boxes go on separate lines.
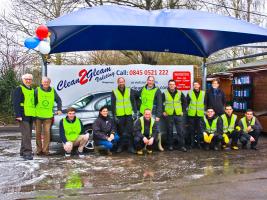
top-left (157, 133), bottom-right (164, 152)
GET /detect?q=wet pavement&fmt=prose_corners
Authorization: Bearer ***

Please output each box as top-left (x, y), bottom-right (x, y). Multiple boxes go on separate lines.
top-left (0, 132), bottom-right (267, 199)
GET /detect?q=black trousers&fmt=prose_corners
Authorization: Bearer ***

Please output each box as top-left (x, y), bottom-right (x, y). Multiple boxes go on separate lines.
top-left (134, 136), bottom-right (153, 151)
top-left (199, 133), bottom-right (223, 148)
top-left (19, 120), bottom-right (33, 156)
top-left (222, 131), bottom-right (240, 146)
top-left (186, 116), bottom-right (202, 147)
top-left (116, 115), bottom-right (134, 148)
top-left (240, 130), bottom-right (260, 147)
top-left (166, 115), bottom-right (185, 147)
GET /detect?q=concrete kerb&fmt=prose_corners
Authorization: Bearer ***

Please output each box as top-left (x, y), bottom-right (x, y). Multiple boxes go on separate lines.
top-left (0, 126), bottom-right (20, 132)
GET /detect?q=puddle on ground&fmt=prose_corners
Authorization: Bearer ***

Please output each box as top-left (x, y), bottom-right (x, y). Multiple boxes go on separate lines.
top-left (0, 133), bottom-right (267, 199)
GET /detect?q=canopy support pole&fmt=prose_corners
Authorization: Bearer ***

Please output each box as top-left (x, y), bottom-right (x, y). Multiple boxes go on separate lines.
top-left (40, 54), bottom-right (48, 77)
top-left (201, 58), bottom-right (207, 91)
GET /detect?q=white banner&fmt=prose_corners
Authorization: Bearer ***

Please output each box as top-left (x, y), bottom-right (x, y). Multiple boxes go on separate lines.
top-left (48, 64), bottom-right (194, 106)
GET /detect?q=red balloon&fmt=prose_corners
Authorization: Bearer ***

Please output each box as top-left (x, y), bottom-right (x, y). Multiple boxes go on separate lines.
top-left (36, 25), bottom-right (49, 40)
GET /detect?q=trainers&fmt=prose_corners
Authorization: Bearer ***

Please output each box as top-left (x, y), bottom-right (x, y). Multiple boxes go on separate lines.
top-left (213, 146), bottom-right (219, 151)
top-left (180, 147), bottom-right (187, 152)
top-left (23, 155), bottom-right (33, 160)
top-left (65, 152), bottom-right (71, 157)
top-left (137, 150), bottom-right (143, 155)
top-left (250, 146), bottom-right (258, 150)
top-left (231, 146), bottom-right (239, 150)
top-left (147, 150), bottom-right (153, 154)
top-left (222, 145), bottom-right (227, 149)
top-left (77, 150), bottom-right (85, 158)
top-left (107, 150), bottom-right (112, 156)
top-left (116, 146), bottom-right (123, 153)
top-left (168, 146), bottom-right (174, 151)
top-left (127, 146), bottom-right (136, 154)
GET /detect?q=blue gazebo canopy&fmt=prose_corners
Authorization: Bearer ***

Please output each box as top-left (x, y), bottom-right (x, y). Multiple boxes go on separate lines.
top-left (47, 5), bottom-right (267, 57)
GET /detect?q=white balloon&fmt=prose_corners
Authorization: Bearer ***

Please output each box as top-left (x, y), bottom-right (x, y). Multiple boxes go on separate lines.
top-left (39, 40), bottom-right (51, 54)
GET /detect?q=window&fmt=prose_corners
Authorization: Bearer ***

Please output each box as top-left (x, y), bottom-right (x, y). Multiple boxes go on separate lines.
top-left (95, 96), bottom-right (111, 111)
top-left (71, 95), bottom-right (94, 109)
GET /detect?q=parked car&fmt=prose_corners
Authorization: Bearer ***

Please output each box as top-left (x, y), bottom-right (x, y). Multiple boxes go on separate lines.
top-left (50, 91), bottom-right (178, 146)
top-left (50, 91), bottom-right (112, 143)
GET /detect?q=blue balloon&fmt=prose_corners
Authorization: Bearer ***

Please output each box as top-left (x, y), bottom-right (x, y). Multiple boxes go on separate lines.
top-left (24, 37), bottom-right (40, 49)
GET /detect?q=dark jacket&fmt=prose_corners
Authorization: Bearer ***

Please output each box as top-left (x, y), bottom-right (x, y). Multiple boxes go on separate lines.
top-left (162, 88), bottom-right (187, 115)
top-left (138, 84), bottom-right (162, 118)
top-left (59, 116), bottom-right (84, 144)
top-left (200, 115), bottom-right (223, 136)
top-left (111, 87), bottom-right (137, 117)
top-left (133, 117), bottom-right (159, 139)
top-left (13, 84), bottom-right (35, 122)
top-left (93, 115), bottom-right (116, 142)
top-left (205, 88), bottom-right (226, 116)
top-left (238, 117), bottom-right (263, 134)
top-left (34, 85), bottom-right (62, 119)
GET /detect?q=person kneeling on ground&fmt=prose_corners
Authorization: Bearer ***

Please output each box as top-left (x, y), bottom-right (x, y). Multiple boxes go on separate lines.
top-left (92, 106), bottom-right (119, 155)
top-left (220, 105), bottom-right (240, 150)
top-left (200, 107), bottom-right (223, 151)
top-left (133, 109), bottom-right (159, 155)
top-left (238, 109), bottom-right (262, 150)
top-left (59, 107), bottom-right (89, 158)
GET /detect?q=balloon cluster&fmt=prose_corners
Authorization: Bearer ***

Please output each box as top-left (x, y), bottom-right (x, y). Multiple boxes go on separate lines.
top-left (24, 25), bottom-right (51, 54)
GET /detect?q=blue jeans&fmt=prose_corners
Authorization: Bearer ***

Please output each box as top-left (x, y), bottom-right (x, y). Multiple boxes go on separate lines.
top-left (98, 134), bottom-right (120, 150)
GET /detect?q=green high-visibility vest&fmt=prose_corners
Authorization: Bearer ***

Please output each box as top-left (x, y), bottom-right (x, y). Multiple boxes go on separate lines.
top-left (188, 90), bottom-right (205, 117)
top-left (204, 116), bottom-right (218, 134)
top-left (36, 87), bottom-right (55, 118)
top-left (113, 88), bottom-right (133, 116)
top-left (140, 116), bottom-right (155, 137)
top-left (140, 87), bottom-right (158, 114)
top-left (221, 114), bottom-right (237, 134)
top-left (63, 118), bottom-right (81, 142)
top-left (241, 116), bottom-right (256, 133)
top-left (20, 85), bottom-right (35, 117)
top-left (164, 90), bottom-right (183, 116)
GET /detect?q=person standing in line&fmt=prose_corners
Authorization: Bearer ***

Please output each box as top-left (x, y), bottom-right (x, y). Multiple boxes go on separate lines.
top-left (186, 81), bottom-right (206, 149)
top-left (13, 74), bottom-right (35, 160)
top-left (35, 76), bottom-right (62, 156)
top-left (206, 79), bottom-right (226, 116)
top-left (162, 79), bottom-right (187, 152)
top-left (111, 77), bottom-right (137, 153)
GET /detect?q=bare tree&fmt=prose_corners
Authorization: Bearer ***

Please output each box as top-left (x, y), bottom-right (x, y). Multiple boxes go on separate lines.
top-left (0, 0), bottom-right (87, 75)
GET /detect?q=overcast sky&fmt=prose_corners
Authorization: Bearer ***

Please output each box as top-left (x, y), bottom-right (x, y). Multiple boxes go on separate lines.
top-left (0, 0), bottom-right (10, 12)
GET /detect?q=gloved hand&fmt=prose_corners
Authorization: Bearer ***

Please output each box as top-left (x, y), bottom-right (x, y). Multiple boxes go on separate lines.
top-left (236, 126), bottom-right (241, 131)
top-left (223, 133), bottom-right (230, 144)
top-left (203, 132), bottom-right (210, 143)
top-left (208, 134), bottom-right (214, 143)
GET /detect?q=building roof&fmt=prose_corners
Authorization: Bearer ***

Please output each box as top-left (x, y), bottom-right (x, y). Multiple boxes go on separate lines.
top-left (228, 59), bottom-right (267, 73)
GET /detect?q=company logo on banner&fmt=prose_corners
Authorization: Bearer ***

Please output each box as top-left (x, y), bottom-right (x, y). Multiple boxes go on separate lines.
top-left (57, 67), bottom-right (114, 91)
top-left (48, 64), bottom-right (194, 106)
